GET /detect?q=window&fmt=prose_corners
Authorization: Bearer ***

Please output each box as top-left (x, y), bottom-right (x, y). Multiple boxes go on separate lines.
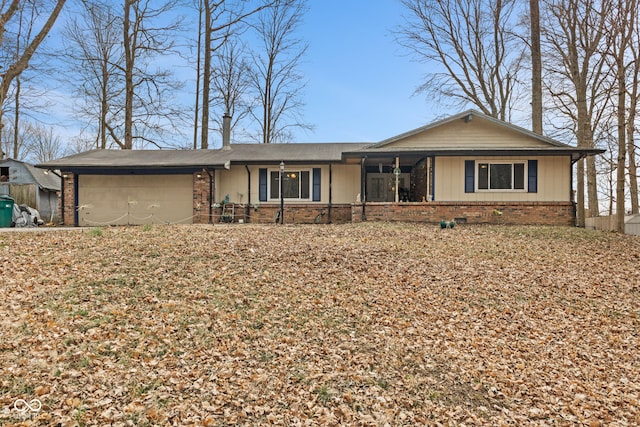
top-left (270, 170), bottom-right (310, 200)
top-left (0, 167), bottom-right (8, 182)
top-left (478, 162), bottom-right (525, 190)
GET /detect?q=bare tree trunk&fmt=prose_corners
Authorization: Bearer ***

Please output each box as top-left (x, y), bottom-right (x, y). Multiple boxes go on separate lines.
top-left (201, 1), bottom-right (212, 149)
top-left (616, 51), bottom-right (627, 232)
top-left (194, 0), bottom-right (203, 149)
top-left (530, 0), bottom-right (543, 134)
top-left (0, 0), bottom-right (21, 46)
top-left (123, 0), bottom-right (134, 150)
top-left (13, 77), bottom-right (20, 159)
top-left (542, 0), bottom-right (610, 223)
top-left (628, 12), bottom-right (640, 214)
top-left (576, 159), bottom-right (585, 226)
top-left (101, 64), bottom-right (108, 150)
top-left (629, 105), bottom-right (639, 214)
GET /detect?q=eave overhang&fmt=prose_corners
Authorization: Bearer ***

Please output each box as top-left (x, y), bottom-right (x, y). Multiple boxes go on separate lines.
top-left (342, 147), bottom-right (605, 162)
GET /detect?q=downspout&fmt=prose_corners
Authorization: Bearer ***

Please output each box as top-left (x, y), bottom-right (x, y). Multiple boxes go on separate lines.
top-left (60, 174), bottom-right (65, 225)
top-left (431, 157), bottom-right (436, 201)
top-left (206, 169), bottom-right (213, 224)
top-left (328, 163), bottom-right (332, 224)
top-left (245, 165), bottom-right (251, 223)
top-left (73, 174), bottom-right (79, 227)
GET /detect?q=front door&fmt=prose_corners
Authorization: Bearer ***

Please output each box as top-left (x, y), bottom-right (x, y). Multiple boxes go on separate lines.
top-left (366, 173), bottom-right (410, 202)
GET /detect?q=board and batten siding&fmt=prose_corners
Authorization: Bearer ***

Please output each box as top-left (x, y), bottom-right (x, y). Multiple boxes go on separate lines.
top-left (389, 119), bottom-right (552, 149)
top-left (435, 156), bottom-right (571, 202)
top-left (216, 164), bottom-right (361, 205)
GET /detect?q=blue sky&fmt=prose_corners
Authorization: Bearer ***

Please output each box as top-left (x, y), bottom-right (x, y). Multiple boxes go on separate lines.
top-left (36, 1), bottom-right (442, 149)
top-left (294, 1), bottom-right (440, 143)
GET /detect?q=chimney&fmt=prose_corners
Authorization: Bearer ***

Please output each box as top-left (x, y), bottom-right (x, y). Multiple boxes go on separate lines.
top-left (222, 114), bottom-right (232, 150)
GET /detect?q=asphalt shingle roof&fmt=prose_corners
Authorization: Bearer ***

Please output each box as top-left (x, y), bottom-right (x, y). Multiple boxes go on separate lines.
top-left (37, 143), bottom-right (372, 170)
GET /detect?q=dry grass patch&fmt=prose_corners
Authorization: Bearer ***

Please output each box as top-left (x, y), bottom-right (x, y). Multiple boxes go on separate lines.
top-left (1, 223), bottom-right (639, 426)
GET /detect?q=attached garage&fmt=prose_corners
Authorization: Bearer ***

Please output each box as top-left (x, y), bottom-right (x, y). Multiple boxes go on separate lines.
top-left (78, 175), bottom-right (194, 226)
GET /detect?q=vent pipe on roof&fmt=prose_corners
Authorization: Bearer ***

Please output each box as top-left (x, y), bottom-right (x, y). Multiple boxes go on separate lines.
top-left (222, 114), bottom-right (232, 150)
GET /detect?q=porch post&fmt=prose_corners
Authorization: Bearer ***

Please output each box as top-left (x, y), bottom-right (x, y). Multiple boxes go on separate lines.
top-left (328, 163), bottom-right (333, 224)
top-left (394, 157), bottom-right (400, 203)
top-left (360, 157), bottom-right (366, 221)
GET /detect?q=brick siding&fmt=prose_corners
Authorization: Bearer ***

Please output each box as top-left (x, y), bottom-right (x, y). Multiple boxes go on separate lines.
top-left (215, 204), bottom-right (353, 224)
top-left (356, 202), bottom-right (575, 226)
top-left (192, 172), bottom-right (211, 224)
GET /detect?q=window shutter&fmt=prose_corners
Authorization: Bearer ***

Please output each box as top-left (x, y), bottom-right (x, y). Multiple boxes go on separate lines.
top-left (312, 168), bottom-right (321, 201)
top-left (528, 160), bottom-right (538, 193)
top-left (464, 160), bottom-right (475, 193)
top-left (259, 168), bottom-right (267, 201)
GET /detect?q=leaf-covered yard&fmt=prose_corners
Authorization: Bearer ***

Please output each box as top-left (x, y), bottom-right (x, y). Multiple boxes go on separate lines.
top-left (1, 223), bottom-right (639, 426)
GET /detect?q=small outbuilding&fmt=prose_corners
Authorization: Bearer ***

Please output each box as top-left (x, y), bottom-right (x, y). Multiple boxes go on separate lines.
top-left (0, 158), bottom-right (60, 223)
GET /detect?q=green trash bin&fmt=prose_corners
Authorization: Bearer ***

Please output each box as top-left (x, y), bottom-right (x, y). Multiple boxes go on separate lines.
top-left (0, 195), bottom-right (15, 227)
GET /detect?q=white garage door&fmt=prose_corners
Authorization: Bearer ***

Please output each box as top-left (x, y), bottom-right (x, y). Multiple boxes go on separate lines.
top-left (78, 175), bottom-right (193, 226)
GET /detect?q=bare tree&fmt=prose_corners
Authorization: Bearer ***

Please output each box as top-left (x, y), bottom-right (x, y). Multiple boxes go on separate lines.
top-left (21, 122), bottom-right (66, 163)
top-left (0, 0), bottom-right (66, 158)
top-left (541, 0), bottom-right (612, 225)
top-left (64, 0), bottom-right (123, 150)
top-left (198, 0), bottom-right (275, 149)
top-left (210, 39), bottom-right (252, 144)
top-left (248, 0), bottom-right (310, 144)
top-left (626, 6), bottom-right (640, 215)
top-left (0, 120), bottom-right (24, 160)
top-left (605, 0), bottom-right (637, 231)
top-left (119, 0), bottom-right (187, 149)
top-left (397, 0), bottom-right (525, 121)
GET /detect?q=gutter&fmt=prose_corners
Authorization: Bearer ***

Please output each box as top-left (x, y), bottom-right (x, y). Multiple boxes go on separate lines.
top-left (206, 169), bottom-right (214, 224)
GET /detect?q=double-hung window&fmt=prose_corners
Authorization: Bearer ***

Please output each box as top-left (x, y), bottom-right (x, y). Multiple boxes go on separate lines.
top-left (477, 162), bottom-right (525, 191)
top-left (270, 170), bottom-right (310, 200)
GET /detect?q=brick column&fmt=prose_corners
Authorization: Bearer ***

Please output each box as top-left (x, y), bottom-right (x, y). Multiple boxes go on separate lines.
top-left (60, 173), bottom-right (76, 226)
top-left (193, 172), bottom-right (212, 224)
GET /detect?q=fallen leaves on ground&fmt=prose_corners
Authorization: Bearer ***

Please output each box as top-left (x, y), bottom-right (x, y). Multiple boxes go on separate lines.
top-left (0, 223), bottom-right (639, 426)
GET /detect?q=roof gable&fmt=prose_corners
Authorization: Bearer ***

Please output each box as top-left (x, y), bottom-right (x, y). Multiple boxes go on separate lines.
top-left (374, 110), bottom-right (567, 150)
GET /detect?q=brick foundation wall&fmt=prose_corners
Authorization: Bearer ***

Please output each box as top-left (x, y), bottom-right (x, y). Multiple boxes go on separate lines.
top-left (218, 204), bottom-right (353, 224)
top-left (356, 202), bottom-right (575, 226)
